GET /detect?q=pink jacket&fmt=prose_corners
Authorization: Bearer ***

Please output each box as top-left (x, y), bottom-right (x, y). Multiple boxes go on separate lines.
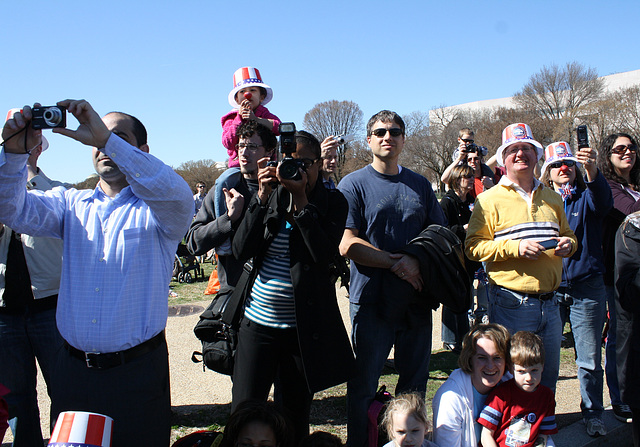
top-left (221, 105), bottom-right (281, 167)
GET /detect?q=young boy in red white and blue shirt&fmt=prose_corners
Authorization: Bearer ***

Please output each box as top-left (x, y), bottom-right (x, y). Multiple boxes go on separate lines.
top-left (478, 331), bottom-right (557, 447)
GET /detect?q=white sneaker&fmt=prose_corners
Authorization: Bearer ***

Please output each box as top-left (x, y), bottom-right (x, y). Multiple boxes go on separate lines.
top-left (584, 417), bottom-right (607, 437)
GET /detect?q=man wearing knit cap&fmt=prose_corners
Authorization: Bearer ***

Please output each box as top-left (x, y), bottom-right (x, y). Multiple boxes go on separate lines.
top-left (465, 123), bottom-right (577, 392)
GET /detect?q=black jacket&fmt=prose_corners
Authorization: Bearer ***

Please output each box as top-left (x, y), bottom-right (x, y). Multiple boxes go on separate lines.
top-left (615, 213), bottom-right (640, 407)
top-left (439, 189), bottom-right (481, 276)
top-left (186, 173), bottom-right (256, 288)
top-left (380, 225), bottom-right (471, 325)
top-left (232, 180), bottom-right (355, 393)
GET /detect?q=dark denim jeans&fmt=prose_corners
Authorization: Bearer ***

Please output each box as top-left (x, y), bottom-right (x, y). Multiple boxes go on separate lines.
top-left (347, 303), bottom-right (432, 447)
top-left (0, 306), bottom-right (63, 446)
top-left (557, 275), bottom-right (607, 418)
top-left (605, 285), bottom-right (622, 405)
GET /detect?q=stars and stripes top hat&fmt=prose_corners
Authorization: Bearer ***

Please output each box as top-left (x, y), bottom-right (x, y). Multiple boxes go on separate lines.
top-left (228, 67), bottom-right (273, 109)
top-left (541, 141), bottom-right (580, 177)
top-left (495, 123), bottom-right (544, 166)
top-left (48, 411), bottom-right (113, 447)
top-left (5, 108), bottom-right (49, 151)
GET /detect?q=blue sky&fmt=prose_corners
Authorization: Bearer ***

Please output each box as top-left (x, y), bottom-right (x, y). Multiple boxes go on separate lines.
top-left (1, 0), bottom-right (638, 184)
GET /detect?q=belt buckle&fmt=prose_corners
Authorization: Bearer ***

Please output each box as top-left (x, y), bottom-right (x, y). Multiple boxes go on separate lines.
top-left (85, 352), bottom-right (101, 369)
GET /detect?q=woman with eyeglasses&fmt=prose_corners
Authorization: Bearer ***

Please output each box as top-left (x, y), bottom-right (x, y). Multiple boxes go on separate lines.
top-left (539, 141), bottom-right (613, 437)
top-left (597, 132), bottom-right (640, 424)
top-left (439, 164), bottom-right (479, 353)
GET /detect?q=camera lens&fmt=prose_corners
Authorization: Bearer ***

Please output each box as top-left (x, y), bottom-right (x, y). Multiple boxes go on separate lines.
top-left (43, 107), bottom-right (62, 127)
top-left (279, 159), bottom-right (301, 180)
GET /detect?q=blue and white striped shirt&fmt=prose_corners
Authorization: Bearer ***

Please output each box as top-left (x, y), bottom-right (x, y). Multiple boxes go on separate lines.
top-left (0, 134), bottom-right (194, 352)
top-left (245, 221), bottom-right (296, 328)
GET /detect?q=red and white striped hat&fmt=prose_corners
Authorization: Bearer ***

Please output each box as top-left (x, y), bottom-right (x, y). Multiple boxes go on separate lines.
top-left (227, 66), bottom-right (273, 109)
top-left (495, 123), bottom-right (543, 166)
top-left (541, 141), bottom-right (580, 176)
top-left (48, 411), bottom-right (113, 447)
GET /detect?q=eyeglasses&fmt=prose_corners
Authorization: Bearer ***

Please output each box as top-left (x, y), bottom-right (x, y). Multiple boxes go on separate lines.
top-left (461, 138), bottom-right (474, 144)
top-left (371, 128), bottom-right (403, 138)
top-left (236, 143), bottom-right (264, 151)
top-left (612, 144), bottom-right (638, 155)
top-left (548, 160), bottom-right (576, 169)
top-left (299, 158), bottom-right (318, 170)
top-left (505, 145), bottom-right (535, 156)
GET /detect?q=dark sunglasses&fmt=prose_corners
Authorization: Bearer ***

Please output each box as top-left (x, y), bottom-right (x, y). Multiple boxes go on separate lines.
top-left (548, 160), bottom-right (576, 169)
top-left (461, 138), bottom-right (474, 144)
top-left (612, 144), bottom-right (638, 155)
top-left (371, 128), bottom-right (403, 138)
top-left (299, 158), bottom-right (318, 170)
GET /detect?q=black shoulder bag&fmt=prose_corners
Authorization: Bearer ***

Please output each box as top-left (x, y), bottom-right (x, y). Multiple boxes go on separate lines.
top-left (191, 260), bottom-right (255, 375)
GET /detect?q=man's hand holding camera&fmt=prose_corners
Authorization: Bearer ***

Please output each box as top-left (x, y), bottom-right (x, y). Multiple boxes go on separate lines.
top-left (256, 157), bottom-right (277, 204)
top-left (2, 106), bottom-right (43, 154)
top-left (53, 99), bottom-right (111, 149)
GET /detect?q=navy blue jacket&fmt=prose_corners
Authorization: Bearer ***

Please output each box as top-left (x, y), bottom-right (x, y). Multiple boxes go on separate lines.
top-left (560, 170), bottom-right (613, 287)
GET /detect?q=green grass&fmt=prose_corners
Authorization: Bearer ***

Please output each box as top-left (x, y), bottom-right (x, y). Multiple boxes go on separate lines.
top-left (168, 259), bottom-right (216, 305)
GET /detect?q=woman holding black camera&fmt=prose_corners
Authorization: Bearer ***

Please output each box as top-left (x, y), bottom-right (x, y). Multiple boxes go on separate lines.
top-left (230, 131), bottom-right (355, 443)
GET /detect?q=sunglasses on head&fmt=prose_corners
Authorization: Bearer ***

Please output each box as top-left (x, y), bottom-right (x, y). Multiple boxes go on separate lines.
top-left (371, 128), bottom-right (403, 138)
top-left (549, 160), bottom-right (576, 169)
top-left (612, 144), bottom-right (638, 155)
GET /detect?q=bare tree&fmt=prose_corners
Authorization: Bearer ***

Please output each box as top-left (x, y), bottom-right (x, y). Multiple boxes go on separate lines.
top-left (173, 159), bottom-right (224, 194)
top-left (513, 62), bottom-right (605, 142)
top-left (303, 100), bottom-right (364, 183)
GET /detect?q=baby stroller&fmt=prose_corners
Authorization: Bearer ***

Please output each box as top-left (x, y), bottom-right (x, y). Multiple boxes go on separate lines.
top-left (173, 243), bottom-right (204, 283)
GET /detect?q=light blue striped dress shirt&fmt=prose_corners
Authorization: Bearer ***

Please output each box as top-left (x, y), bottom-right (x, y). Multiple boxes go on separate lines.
top-left (0, 134), bottom-right (194, 352)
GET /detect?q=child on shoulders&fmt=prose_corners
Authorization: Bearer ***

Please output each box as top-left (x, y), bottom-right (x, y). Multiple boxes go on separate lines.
top-left (215, 67), bottom-right (281, 254)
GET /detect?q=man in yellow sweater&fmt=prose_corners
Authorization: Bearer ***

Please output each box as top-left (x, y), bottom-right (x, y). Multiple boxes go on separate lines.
top-left (466, 123), bottom-right (577, 392)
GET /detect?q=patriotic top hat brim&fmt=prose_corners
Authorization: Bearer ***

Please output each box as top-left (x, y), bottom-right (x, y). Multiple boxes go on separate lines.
top-left (496, 123), bottom-right (544, 166)
top-left (48, 411), bottom-right (113, 447)
top-left (228, 67), bottom-right (273, 109)
top-left (541, 141), bottom-right (580, 177)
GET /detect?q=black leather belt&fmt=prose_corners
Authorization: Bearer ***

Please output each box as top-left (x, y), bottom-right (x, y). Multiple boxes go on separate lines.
top-left (498, 286), bottom-right (555, 301)
top-left (65, 331), bottom-right (165, 370)
top-left (526, 291), bottom-right (555, 301)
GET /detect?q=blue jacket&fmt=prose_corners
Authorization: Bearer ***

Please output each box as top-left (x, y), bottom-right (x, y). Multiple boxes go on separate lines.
top-left (560, 170), bottom-right (613, 287)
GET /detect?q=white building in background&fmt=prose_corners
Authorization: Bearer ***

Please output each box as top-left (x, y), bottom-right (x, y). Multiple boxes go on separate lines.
top-left (430, 69), bottom-right (640, 121)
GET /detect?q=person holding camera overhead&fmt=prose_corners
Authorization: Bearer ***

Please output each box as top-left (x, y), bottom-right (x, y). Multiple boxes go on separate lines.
top-left (230, 126), bottom-right (354, 444)
top-left (441, 128), bottom-right (496, 198)
top-left (0, 100), bottom-right (193, 446)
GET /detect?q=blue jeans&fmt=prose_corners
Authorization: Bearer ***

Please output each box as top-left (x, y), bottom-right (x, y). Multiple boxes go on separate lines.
top-left (605, 285), bottom-right (622, 405)
top-left (347, 303), bottom-right (432, 447)
top-left (488, 285), bottom-right (562, 392)
top-left (0, 306), bottom-right (63, 446)
top-left (557, 275), bottom-right (607, 418)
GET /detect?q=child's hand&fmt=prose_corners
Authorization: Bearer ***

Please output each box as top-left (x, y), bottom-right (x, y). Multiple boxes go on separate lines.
top-left (239, 100), bottom-right (256, 121)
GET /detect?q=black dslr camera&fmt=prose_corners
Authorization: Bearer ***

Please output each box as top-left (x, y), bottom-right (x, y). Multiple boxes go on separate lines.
top-left (271, 122), bottom-right (306, 181)
top-left (31, 106), bottom-right (66, 129)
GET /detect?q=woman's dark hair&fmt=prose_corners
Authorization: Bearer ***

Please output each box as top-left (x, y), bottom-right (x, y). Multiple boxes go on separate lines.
top-left (222, 400), bottom-right (293, 447)
top-left (597, 132), bottom-right (640, 190)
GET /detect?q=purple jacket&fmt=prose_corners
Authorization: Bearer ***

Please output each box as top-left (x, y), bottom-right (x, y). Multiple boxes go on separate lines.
top-left (221, 105), bottom-right (281, 167)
